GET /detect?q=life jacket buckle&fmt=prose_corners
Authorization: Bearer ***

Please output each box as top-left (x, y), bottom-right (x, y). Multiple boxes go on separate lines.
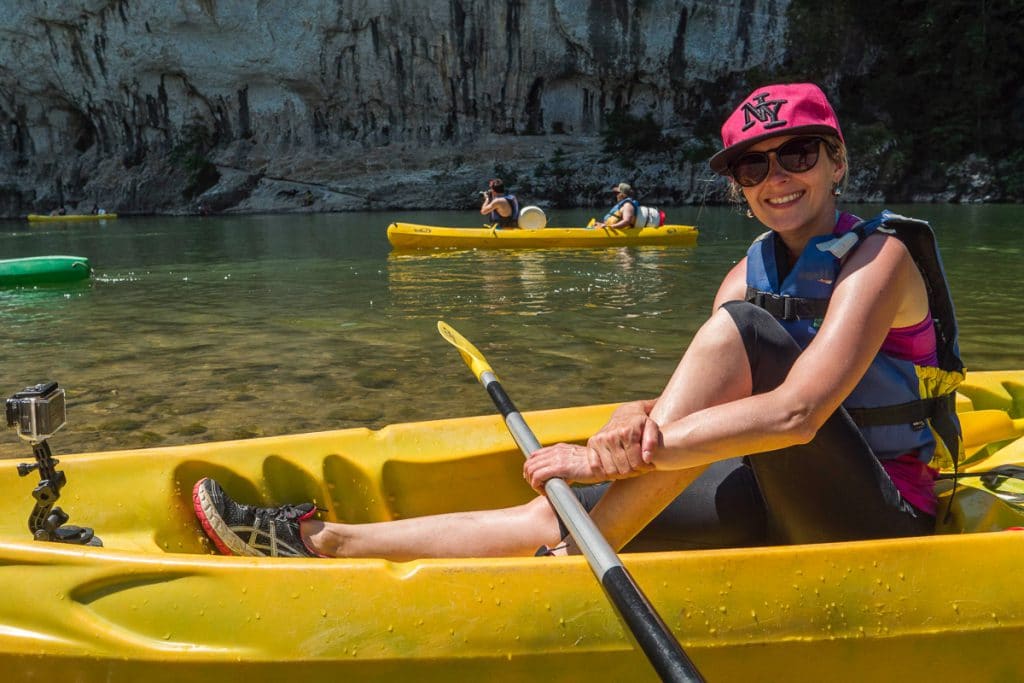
top-left (782, 295), bottom-right (795, 320)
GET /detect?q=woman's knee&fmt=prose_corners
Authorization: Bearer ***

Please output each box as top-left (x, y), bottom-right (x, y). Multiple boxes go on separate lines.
top-left (690, 306), bottom-right (751, 365)
top-left (720, 300), bottom-right (802, 393)
top-left (720, 300), bottom-right (790, 346)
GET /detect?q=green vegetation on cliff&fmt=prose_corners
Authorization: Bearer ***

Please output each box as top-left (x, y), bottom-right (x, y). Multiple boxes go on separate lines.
top-left (783, 0), bottom-right (1024, 200)
top-left (594, 1), bottom-right (1022, 203)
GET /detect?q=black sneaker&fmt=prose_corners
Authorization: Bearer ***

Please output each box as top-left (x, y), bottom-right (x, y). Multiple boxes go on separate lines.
top-left (192, 477), bottom-right (320, 557)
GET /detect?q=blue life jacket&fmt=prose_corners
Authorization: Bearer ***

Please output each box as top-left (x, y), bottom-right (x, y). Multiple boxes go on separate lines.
top-left (489, 194), bottom-right (520, 228)
top-left (603, 198), bottom-right (640, 226)
top-left (744, 210), bottom-right (965, 468)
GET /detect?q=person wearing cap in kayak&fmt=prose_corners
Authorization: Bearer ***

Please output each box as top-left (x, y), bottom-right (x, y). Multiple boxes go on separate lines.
top-left (193, 83), bottom-right (964, 559)
top-left (593, 183), bottom-right (639, 229)
top-left (479, 178), bottom-right (520, 228)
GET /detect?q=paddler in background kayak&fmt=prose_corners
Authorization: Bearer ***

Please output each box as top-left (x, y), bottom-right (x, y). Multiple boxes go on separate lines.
top-left (591, 182), bottom-right (638, 228)
top-left (479, 178), bottom-right (520, 228)
top-left (193, 83), bottom-right (965, 559)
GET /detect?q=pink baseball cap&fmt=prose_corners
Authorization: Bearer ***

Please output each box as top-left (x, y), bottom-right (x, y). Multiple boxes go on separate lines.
top-left (709, 83), bottom-right (844, 175)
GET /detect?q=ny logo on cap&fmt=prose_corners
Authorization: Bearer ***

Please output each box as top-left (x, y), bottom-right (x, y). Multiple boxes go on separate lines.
top-left (741, 93), bottom-right (788, 132)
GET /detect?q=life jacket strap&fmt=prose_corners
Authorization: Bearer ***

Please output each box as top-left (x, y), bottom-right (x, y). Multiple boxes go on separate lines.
top-left (744, 287), bottom-right (829, 321)
top-left (816, 222), bottom-right (874, 258)
top-left (847, 393), bottom-right (961, 466)
top-left (846, 394), bottom-right (951, 428)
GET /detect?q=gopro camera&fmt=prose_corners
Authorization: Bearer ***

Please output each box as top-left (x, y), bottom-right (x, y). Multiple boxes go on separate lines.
top-left (5, 382), bottom-right (66, 442)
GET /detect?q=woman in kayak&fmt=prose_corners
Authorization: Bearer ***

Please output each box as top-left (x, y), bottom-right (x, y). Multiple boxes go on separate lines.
top-left (593, 182), bottom-right (638, 229)
top-left (194, 83), bottom-right (964, 559)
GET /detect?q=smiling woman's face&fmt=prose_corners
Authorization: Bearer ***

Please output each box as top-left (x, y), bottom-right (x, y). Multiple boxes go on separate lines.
top-left (740, 134), bottom-right (845, 243)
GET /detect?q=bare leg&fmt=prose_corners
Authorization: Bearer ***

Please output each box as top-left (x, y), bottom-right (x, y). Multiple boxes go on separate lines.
top-left (648, 307), bottom-right (754, 423)
top-left (300, 495), bottom-right (562, 560)
top-left (300, 308), bottom-right (753, 560)
top-left (583, 308), bottom-right (754, 550)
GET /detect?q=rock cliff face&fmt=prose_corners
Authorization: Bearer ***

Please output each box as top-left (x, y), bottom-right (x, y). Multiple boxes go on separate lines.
top-left (0, 0), bottom-right (791, 217)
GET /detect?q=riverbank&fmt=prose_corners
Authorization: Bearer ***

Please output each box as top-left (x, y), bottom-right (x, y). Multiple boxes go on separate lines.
top-left (3, 134), bottom-right (1010, 220)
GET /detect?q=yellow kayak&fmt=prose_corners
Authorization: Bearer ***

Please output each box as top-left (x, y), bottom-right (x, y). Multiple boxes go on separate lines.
top-left (26, 213), bottom-right (118, 222)
top-left (0, 370), bottom-right (1022, 682)
top-left (387, 222), bottom-right (698, 249)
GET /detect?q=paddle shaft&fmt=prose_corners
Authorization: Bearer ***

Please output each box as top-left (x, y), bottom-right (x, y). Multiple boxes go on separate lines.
top-left (481, 370), bottom-right (703, 683)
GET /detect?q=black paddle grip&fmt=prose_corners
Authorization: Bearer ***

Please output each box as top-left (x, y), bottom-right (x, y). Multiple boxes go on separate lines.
top-left (602, 566), bottom-right (704, 682)
top-left (485, 380), bottom-right (518, 418)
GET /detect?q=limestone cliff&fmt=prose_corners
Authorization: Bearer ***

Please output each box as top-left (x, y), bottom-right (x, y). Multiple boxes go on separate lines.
top-left (0, 0), bottom-right (791, 217)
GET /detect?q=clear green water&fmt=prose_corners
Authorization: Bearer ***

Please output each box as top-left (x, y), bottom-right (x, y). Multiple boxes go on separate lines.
top-left (1, 204), bottom-right (1020, 456)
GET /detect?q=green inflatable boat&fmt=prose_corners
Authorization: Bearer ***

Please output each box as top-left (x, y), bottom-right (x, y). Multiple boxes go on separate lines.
top-left (0, 255), bottom-right (91, 286)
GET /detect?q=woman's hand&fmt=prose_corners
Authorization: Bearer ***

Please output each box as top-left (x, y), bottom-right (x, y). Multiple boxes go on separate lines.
top-left (523, 443), bottom-right (601, 492)
top-left (587, 404), bottom-right (661, 476)
top-left (523, 403), bottom-right (661, 492)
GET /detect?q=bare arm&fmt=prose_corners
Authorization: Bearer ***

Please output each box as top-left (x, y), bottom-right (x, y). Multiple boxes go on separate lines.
top-left (480, 195), bottom-right (510, 218)
top-left (649, 234), bottom-right (919, 469)
top-left (595, 199), bottom-right (638, 229)
top-left (524, 235), bottom-right (923, 487)
top-left (604, 202), bottom-right (635, 229)
top-left (618, 202), bottom-right (636, 227)
top-left (714, 259), bottom-right (748, 309)
top-left (524, 258), bottom-right (748, 488)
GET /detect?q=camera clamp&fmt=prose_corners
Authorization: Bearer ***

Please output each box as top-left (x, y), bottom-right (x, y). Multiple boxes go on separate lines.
top-left (17, 439), bottom-right (101, 546)
top-left (8, 382), bottom-right (101, 546)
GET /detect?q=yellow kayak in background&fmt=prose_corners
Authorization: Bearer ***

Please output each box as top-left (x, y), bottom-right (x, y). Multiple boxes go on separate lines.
top-left (27, 212), bottom-right (118, 222)
top-left (387, 221), bottom-right (698, 249)
top-left (0, 370), bottom-right (1021, 681)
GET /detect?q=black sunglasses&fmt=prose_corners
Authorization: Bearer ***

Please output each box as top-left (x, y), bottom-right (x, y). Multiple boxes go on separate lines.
top-left (729, 136), bottom-right (826, 187)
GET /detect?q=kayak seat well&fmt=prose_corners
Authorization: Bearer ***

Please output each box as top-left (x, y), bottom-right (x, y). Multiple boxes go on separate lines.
top-left (165, 444), bottom-right (536, 555)
top-left (375, 451), bottom-right (535, 520)
top-left (106, 382), bottom-right (1024, 556)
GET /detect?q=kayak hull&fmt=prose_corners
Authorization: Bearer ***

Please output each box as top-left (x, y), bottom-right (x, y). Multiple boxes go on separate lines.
top-left (1, 531), bottom-right (1021, 682)
top-left (0, 371), bottom-right (1021, 682)
top-left (26, 213), bottom-right (117, 222)
top-left (0, 255), bottom-right (91, 285)
top-left (387, 222), bottom-right (698, 249)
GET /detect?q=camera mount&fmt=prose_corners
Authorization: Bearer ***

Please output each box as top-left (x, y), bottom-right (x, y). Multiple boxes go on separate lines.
top-left (8, 382), bottom-right (101, 547)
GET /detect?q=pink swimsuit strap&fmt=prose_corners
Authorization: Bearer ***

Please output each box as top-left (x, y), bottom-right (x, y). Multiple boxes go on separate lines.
top-left (881, 315), bottom-right (937, 366)
top-left (834, 211), bottom-right (861, 235)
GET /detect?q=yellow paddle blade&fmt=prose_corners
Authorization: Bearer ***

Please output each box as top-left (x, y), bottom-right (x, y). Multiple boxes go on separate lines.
top-left (437, 321), bottom-right (496, 383)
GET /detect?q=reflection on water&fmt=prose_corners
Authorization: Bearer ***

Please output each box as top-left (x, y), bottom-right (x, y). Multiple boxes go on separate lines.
top-left (387, 246), bottom-right (692, 320)
top-left (0, 204), bottom-right (1020, 456)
